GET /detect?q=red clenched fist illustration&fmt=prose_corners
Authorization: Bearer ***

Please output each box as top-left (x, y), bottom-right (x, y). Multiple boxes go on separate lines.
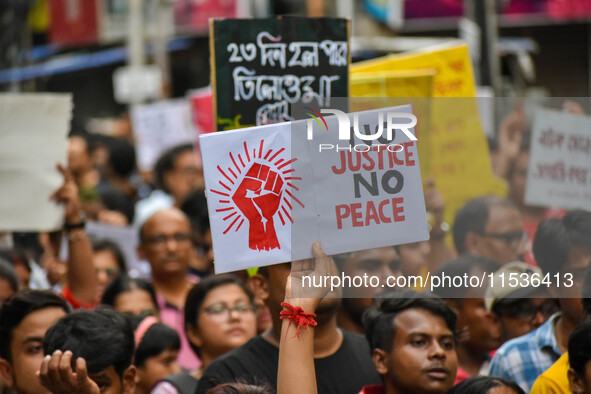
top-left (210, 140), bottom-right (303, 253)
top-left (232, 162), bottom-right (284, 251)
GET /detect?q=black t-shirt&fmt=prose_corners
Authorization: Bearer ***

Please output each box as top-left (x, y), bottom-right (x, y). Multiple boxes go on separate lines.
top-left (195, 331), bottom-right (381, 394)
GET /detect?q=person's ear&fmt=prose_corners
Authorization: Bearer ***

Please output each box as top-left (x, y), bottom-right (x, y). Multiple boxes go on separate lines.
top-left (249, 273), bottom-right (270, 304)
top-left (0, 358), bottom-right (14, 387)
top-left (187, 325), bottom-right (203, 349)
top-left (372, 349), bottom-right (389, 375)
top-left (568, 368), bottom-right (586, 394)
top-left (464, 232), bottom-right (481, 254)
top-left (122, 365), bottom-right (136, 394)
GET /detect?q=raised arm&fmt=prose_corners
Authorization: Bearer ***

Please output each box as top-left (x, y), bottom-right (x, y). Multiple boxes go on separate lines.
top-left (51, 163), bottom-right (96, 306)
top-left (277, 242), bottom-right (336, 394)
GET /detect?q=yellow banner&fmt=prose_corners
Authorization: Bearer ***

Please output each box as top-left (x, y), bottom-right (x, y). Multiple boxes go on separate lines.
top-left (351, 43), bottom-right (506, 227)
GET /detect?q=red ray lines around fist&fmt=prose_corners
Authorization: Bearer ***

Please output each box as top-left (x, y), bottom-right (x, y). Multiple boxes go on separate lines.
top-left (210, 140), bottom-right (304, 251)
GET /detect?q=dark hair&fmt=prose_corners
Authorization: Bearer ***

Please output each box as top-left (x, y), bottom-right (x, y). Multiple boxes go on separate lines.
top-left (0, 258), bottom-right (18, 295)
top-left (44, 308), bottom-right (134, 378)
top-left (68, 131), bottom-right (92, 154)
top-left (362, 290), bottom-right (456, 353)
top-left (452, 196), bottom-right (515, 254)
top-left (101, 275), bottom-right (158, 312)
top-left (184, 274), bottom-right (254, 357)
top-left (154, 143), bottom-right (195, 192)
top-left (106, 137), bottom-right (136, 178)
top-left (180, 188), bottom-right (211, 238)
top-left (0, 249), bottom-right (31, 274)
top-left (0, 290), bottom-right (70, 361)
top-left (569, 319), bottom-right (591, 376)
top-left (582, 266), bottom-right (591, 317)
top-left (132, 320), bottom-right (180, 367)
top-left (447, 376), bottom-right (526, 394)
top-left (206, 382), bottom-right (275, 394)
top-left (99, 188), bottom-right (135, 224)
top-left (534, 210), bottom-right (591, 275)
top-left (91, 238), bottom-right (127, 273)
top-left (432, 255), bottom-right (501, 300)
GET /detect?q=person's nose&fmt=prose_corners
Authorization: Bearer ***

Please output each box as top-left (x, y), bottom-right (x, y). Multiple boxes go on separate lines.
top-left (96, 270), bottom-right (108, 286)
top-left (429, 340), bottom-right (446, 360)
top-left (165, 236), bottom-right (179, 252)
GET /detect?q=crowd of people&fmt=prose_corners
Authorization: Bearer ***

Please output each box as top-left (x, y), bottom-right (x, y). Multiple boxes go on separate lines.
top-left (0, 100), bottom-right (590, 394)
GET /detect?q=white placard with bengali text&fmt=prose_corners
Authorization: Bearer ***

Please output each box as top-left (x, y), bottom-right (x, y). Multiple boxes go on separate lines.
top-left (525, 108), bottom-right (591, 210)
top-left (131, 99), bottom-right (197, 171)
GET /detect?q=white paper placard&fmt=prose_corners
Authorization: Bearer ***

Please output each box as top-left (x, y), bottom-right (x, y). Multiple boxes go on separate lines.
top-left (200, 105), bottom-right (429, 273)
top-left (525, 108), bottom-right (591, 210)
top-left (0, 94), bottom-right (72, 231)
top-left (131, 99), bottom-right (198, 171)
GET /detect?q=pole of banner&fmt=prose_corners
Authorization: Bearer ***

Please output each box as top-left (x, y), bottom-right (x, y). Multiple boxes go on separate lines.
top-left (128, 0), bottom-right (145, 71)
top-left (463, 0), bottom-right (501, 94)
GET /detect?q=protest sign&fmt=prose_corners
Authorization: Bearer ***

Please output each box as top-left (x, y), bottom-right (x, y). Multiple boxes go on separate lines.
top-left (351, 43), bottom-right (505, 227)
top-left (0, 94), bottom-right (72, 231)
top-left (200, 105), bottom-right (428, 273)
top-left (188, 87), bottom-right (215, 134)
top-left (130, 99), bottom-right (197, 171)
top-left (350, 69), bottom-right (435, 98)
top-left (525, 108), bottom-right (591, 210)
top-left (210, 16), bottom-right (349, 130)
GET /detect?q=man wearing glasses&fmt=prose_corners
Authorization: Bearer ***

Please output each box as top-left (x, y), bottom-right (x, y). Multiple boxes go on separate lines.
top-left (486, 261), bottom-right (558, 343)
top-left (489, 209), bottom-right (591, 392)
top-left (453, 196), bottom-right (527, 265)
top-left (137, 208), bottom-right (200, 371)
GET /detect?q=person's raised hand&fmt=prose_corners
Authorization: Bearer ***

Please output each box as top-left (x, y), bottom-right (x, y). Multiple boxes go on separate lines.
top-left (284, 242), bottom-right (338, 312)
top-left (38, 350), bottom-right (100, 394)
top-left (49, 163), bottom-right (82, 224)
top-left (498, 102), bottom-right (526, 163)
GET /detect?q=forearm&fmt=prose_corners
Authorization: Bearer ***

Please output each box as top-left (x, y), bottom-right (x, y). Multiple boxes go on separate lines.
top-left (65, 226), bottom-right (96, 305)
top-left (277, 299), bottom-right (318, 394)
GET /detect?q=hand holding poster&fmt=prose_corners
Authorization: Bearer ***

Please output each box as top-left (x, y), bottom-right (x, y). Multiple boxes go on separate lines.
top-left (200, 105), bottom-right (429, 273)
top-left (525, 108), bottom-right (591, 210)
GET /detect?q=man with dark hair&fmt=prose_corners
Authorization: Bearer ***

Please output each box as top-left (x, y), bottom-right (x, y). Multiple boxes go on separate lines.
top-left (68, 132), bottom-right (100, 191)
top-left (530, 264), bottom-right (591, 393)
top-left (567, 319), bottom-right (591, 394)
top-left (0, 290), bottom-right (70, 393)
top-left (486, 262), bottom-right (557, 342)
top-left (361, 290), bottom-right (458, 394)
top-left (39, 308), bottom-right (136, 394)
top-left (180, 188), bottom-right (213, 277)
top-left (135, 144), bottom-right (202, 226)
top-left (452, 196), bottom-right (526, 265)
top-left (432, 255), bottom-right (501, 383)
top-left (335, 247), bottom-right (401, 334)
top-left (137, 208), bottom-right (199, 370)
top-left (489, 209), bottom-right (591, 392)
top-left (197, 243), bottom-right (381, 394)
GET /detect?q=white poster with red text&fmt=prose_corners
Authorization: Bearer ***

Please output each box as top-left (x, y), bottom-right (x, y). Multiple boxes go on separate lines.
top-left (200, 105), bottom-right (429, 273)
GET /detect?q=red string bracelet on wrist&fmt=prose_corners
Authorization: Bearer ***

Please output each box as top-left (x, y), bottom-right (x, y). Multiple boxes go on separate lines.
top-left (280, 302), bottom-right (317, 340)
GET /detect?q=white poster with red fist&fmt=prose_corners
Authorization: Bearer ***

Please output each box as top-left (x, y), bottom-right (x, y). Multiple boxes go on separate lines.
top-left (200, 105), bottom-right (429, 273)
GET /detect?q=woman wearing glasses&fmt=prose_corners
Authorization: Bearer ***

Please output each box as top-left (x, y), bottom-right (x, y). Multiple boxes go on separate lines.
top-left (152, 274), bottom-right (258, 394)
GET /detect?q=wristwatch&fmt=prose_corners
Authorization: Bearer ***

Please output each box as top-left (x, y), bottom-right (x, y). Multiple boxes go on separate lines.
top-left (64, 213), bottom-right (86, 232)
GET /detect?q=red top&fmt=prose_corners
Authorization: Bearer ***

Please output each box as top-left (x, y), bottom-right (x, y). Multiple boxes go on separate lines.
top-left (359, 385), bottom-right (386, 394)
top-left (61, 285), bottom-right (95, 310)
